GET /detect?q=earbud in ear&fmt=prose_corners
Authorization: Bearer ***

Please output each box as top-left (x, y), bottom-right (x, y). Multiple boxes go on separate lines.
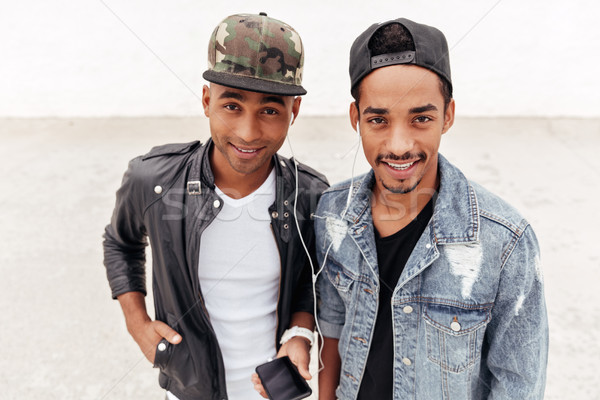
top-left (356, 122), bottom-right (361, 136)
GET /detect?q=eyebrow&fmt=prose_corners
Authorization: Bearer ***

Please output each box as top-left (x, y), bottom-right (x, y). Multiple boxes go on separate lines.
top-left (218, 91), bottom-right (286, 107)
top-left (363, 103), bottom-right (439, 116)
top-left (363, 106), bottom-right (389, 115)
top-left (409, 104), bottom-right (438, 114)
top-left (219, 91), bottom-right (244, 101)
top-left (260, 96), bottom-right (286, 106)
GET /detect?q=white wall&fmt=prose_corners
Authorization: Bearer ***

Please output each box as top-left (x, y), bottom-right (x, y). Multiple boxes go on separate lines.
top-left (2, 0), bottom-right (598, 118)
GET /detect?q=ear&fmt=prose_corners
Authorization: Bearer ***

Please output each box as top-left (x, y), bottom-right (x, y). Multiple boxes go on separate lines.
top-left (441, 99), bottom-right (455, 135)
top-left (202, 85), bottom-right (211, 117)
top-left (349, 102), bottom-right (359, 133)
top-left (290, 96), bottom-right (302, 125)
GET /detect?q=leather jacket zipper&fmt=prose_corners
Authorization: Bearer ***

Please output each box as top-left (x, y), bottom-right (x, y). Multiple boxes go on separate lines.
top-left (270, 223), bottom-right (283, 349)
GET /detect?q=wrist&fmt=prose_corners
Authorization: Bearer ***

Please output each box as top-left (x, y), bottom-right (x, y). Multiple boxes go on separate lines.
top-left (280, 326), bottom-right (315, 347)
top-left (118, 292), bottom-right (150, 331)
top-left (125, 314), bottom-right (152, 335)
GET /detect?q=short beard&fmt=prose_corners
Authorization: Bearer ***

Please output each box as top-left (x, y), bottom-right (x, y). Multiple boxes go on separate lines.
top-left (381, 177), bottom-right (422, 194)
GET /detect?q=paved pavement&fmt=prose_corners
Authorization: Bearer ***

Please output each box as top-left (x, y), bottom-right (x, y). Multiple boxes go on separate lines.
top-left (1, 116), bottom-right (598, 399)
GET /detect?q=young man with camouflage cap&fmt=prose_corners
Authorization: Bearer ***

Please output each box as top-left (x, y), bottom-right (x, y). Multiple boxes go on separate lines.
top-left (315, 18), bottom-right (548, 399)
top-left (103, 13), bottom-right (327, 400)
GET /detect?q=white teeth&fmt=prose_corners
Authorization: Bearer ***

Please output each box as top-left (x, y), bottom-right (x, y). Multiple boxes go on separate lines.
top-left (386, 161), bottom-right (415, 170)
top-left (235, 146), bottom-right (257, 153)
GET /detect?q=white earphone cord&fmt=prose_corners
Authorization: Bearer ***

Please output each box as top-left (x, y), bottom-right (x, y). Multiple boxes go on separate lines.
top-left (286, 120), bottom-right (362, 373)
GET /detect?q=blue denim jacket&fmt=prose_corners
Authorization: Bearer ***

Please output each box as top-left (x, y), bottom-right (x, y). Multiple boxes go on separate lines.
top-left (315, 155), bottom-right (548, 399)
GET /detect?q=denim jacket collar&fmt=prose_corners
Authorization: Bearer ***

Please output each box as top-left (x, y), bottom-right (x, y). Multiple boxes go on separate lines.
top-left (343, 154), bottom-right (480, 245)
top-left (432, 155), bottom-right (480, 244)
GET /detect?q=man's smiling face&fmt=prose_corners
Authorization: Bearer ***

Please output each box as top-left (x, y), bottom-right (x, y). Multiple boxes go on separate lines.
top-left (203, 83), bottom-right (300, 178)
top-left (351, 65), bottom-right (455, 196)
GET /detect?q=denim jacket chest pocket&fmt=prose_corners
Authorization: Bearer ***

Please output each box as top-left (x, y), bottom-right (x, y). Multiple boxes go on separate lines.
top-left (325, 256), bottom-right (361, 306)
top-left (324, 248), bottom-right (376, 309)
top-left (423, 302), bottom-right (492, 373)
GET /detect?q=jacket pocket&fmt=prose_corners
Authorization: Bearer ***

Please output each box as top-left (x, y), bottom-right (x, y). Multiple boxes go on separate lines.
top-left (153, 313), bottom-right (201, 388)
top-left (424, 302), bottom-right (491, 373)
top-left (153, 337), bottom-right (173, 369)
top-left (325, 257), bottom-right (357, 305)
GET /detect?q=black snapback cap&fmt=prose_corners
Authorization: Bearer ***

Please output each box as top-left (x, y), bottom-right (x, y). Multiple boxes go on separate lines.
top-left (349, 18), bottom-right (452, 95)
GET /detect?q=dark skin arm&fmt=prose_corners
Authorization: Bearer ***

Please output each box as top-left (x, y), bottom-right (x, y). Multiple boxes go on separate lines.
top-left (117, 291), bottom-right (182, 363)
top-left (251, 311), bottom-right (314, 398)
top-left (319, 336), bottom-right (341, 400)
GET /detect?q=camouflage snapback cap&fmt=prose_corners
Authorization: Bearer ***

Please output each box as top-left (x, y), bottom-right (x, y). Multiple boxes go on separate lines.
top-left (203, 13), bottom-right (306, 96)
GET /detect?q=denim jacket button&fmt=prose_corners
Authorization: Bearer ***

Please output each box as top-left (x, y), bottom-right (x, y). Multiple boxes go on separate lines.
top-left (213, 199), bottom-right (221, 208)
top-left (403, 305), bottom-right (413, 314)
top-left (157, 342), bottom-right (167, 352)
top-left (425, 243), bottom-right (432, 249)
top-left (451, 321), bottom-right (461, 332)
top-left (271, 211), bottom-right (279, 219)
top-left (154, 185), bottom-right (163, 194)
top-left (402, 357), bottom-right (412, 366)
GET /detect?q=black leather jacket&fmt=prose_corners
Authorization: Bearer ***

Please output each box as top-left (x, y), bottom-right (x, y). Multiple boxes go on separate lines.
top-left (103, 140), bottom-right (328, 400)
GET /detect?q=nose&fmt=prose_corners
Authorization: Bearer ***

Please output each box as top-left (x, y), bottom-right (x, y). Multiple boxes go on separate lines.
top-left (386, 124), bottom-right (415, 156)
top-left (233, 114), bottom-right (262, 143)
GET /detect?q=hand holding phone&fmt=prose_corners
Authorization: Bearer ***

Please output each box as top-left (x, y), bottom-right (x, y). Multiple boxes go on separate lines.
top-left (255, 356), bottom-right (312, 400)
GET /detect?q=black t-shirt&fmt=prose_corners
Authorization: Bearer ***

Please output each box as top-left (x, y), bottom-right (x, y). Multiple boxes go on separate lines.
top-left (356, 199), bottom-right (434, 400)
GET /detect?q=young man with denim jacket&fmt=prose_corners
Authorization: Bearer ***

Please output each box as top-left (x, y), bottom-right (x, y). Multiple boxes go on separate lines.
top-left (316, 18), bottom-right (548, 399)
top-left (103, 13), bottom-right (327, 400)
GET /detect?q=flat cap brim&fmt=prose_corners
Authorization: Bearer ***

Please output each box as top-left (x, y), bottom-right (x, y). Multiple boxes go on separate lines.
top-left (203, 70), bottom-right (307, 96)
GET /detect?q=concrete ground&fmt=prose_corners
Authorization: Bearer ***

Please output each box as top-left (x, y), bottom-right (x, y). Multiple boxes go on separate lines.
top-left (0, 116), bottom-right (598, 399)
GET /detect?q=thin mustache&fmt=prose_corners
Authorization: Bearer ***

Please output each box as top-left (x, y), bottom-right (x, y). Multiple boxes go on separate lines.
top-left (376, 152), bottom-right (426, 165)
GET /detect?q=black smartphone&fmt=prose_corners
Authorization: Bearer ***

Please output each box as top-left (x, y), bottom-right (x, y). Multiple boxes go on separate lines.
top-left (255, 356), bottom-right (312, 400)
